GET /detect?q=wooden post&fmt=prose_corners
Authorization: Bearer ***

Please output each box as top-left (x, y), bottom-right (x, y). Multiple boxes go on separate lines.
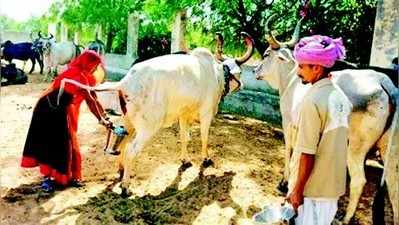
top-left (127, 13), bottom-right (139, 59)
top-left (48, 23), bottom-right (57, 39)
top-left (95, 24), bottom-right (103, 40)
top-left (74, 31), bottom-right (80, 44)
top-left (60, 23), bottom-right (68, 42)
top-left (171, 10), bottom-right (188, 53)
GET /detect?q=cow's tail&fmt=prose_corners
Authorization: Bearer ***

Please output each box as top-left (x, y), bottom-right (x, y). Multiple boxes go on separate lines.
top-left (380, 77), bottom-right (399, 133)
top-left (380, 76), bottom-right (398, 104)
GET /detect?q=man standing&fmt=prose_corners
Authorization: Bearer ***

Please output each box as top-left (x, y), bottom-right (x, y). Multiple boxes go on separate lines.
top-left (286, 35), bottom-right (352, 225)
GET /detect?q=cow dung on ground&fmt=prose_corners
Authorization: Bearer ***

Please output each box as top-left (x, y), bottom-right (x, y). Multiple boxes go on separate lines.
top-left (0, 72), bottom-right (394, 225)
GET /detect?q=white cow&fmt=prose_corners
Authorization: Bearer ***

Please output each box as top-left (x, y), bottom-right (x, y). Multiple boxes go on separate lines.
top-left (38, 34), bottom-right (80, 80)
top-left (255, 15), bottom-right (398, 224)
top-left (60, 33), bottom-right (254, 196)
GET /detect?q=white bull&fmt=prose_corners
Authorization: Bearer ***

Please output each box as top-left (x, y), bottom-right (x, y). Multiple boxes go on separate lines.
top-left (60, 33), bottom-right (254, 196)
top-left (39, 35), bottom-right (80, 79)
top-left (255, 15), bottom-right (399, 224)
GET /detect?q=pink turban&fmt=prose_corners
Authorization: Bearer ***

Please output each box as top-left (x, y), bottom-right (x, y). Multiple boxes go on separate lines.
top-left (293, 35), bottom-right (346, 68)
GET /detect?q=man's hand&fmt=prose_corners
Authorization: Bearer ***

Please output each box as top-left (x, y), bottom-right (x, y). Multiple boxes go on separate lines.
top-left (286, 153), bottom-right (315, 212)
top-left (286, 188), bottom-right (304, 212)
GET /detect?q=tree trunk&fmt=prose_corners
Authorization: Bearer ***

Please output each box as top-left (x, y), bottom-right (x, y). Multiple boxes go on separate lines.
top-left (105, 25), bottom-right (115, 53)
top-left (242, 24), bottom-right (268, 58)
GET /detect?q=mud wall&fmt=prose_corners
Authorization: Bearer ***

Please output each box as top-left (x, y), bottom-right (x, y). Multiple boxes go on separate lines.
top-left (369, 0), bottom-right (399, 67)
top-left (0, 31), bottom-right (31, 43)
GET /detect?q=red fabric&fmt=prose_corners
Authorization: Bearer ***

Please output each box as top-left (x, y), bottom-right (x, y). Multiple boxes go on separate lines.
top-left (21, 50), bottom-right (103, 186)
top-left (21, 156), bottom-right (70, 185)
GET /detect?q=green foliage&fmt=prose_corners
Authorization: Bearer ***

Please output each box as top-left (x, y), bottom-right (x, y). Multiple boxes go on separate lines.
top-left (0, 16), bottom-right (19, 31)
top-left (304, 0), bottom-right (378, 64)
top-left (2, 0), bottom-right (379, 64)
top-left (189, 0), bottom-right (274, 57)
top-left (17, 17), bottom-right (49, 34)
top-left (0, 15), bottom-right (48, 39)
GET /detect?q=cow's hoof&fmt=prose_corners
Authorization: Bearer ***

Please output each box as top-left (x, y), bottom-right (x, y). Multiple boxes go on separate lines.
top-left (202, 158), bottom-right (214, 168)
top-left (331, 219), bottom-right (343, 225)
top-left (181, 160), bottom-right (193, 170)
top-left (277, 179), bottom-right (288, 194)
top-left (118, 168), bottom-right (124, 181)
top-left (120, 186), bottom-right (131, 198)
top-left (105, 148), bottom-right (120, 156)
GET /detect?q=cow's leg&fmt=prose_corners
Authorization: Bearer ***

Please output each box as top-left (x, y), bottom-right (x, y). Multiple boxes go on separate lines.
top-left (117, 116), bottom-right (135, 181)
top-left (179, 117), bottom-right (191, 168)
top-left (200, 113), bottom-right (213, 167)
top-left (39, 59), bottom-right (43, 74)
top-left (29, 57), bottom-right (36, 74)
top-left (378, 127), bottom-right (399, 224)
top-left (283, 146), bottom-right (291, 182)
top-left (344, 123), bottom-right (386, 222)
top-left (344, 141), bottom-right (369, 224)
top-left (278, 146), bottom-right (291, 194)
top-left (35, 53), bottom-right (43, 74)
top-left (343, 98), bottom-right (390, 223)
top-left (120, 128), bottom-right (156, 197)
top-left (280, 127), bottom-right (293, 194)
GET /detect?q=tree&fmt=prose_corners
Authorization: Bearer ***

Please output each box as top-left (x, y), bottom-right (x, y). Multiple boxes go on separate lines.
top-left (0, 16), bottom-right (19, 31)
top-left (48, 0), bottom-right (378, 63)
top-left (194, 0), bottom-right (276, 56)
top-left (303, 0), bottom-right (377, 64)
top-left (61, 0), bottom-right (143, 53)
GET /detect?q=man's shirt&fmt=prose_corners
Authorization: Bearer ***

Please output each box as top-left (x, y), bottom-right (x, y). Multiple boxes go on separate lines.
top-left (288, 78), bottom-right (352, 198)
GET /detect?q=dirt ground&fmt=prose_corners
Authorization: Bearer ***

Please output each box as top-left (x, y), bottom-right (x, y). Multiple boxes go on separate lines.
top-left (0, 71), bottom-right (394, 225)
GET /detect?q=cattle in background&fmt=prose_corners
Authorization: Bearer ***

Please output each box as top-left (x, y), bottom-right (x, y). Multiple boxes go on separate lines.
top-left (59, 32), bottom-right (255, 196)
top-left (1, 63), bottom-right (28, 86)
top-left (255, 15), bottom-right (399, 224)
top-left (131, 36), bottom-right (172, 66)
top-left (0, 38), bottom-right (43, 74)
top-left (87, 38), bottom-right (105, 55)
top-left (35, 33), bottom-right (81, 80)
top-left (30, 31), bottom-right (48, 59)
top-left (332, 60), bottom-right (398, 87)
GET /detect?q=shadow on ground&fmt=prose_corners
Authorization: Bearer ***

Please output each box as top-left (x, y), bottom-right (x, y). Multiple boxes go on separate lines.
top-left (74, 164), bottom-right (240, 225)
top-left (2, 181), bottom-right (54, 203)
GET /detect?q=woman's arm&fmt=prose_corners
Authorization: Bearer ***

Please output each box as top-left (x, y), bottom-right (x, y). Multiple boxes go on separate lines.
top-left (83, 90), bottom-right (111, 126)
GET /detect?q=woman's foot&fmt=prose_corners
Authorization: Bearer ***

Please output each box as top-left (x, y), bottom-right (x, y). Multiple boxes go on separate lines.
top-left (69, 179), bottom-right (85, 188)
top-left (41, 178), bottom-right (55, 193)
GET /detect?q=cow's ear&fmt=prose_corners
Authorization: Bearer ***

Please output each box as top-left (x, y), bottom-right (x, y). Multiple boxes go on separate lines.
top-left (278, 48), bottom-right (295, 62)
top-left (277, 51), bottom-right (290, 62)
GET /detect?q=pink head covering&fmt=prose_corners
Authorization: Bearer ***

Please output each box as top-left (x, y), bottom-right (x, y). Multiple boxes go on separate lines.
top-left (293, 35), bottom-right (346, 68)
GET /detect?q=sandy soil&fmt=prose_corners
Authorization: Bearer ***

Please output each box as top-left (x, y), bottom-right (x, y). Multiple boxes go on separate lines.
top-left (0, 71), bottom-right (393, 225)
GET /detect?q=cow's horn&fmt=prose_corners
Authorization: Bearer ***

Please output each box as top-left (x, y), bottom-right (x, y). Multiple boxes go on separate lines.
top-left (38, 31), bottom-right (43, 38)
top-left (284, 17), bottom-right (303, 48)
top-left (215, 32), bottom-right (224, 61)
top-left (29, 32), bottom-right (35, 40)
top-left (49, 33), bottom-right (54, 39)
top-left (265, 14), bottom-right (281, 49)
top-left (235, 32), bottom-right (255, 65)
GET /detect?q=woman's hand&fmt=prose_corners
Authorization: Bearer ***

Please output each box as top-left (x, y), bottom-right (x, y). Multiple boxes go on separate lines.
top-left (99, 118), bottom-right (113, 129)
